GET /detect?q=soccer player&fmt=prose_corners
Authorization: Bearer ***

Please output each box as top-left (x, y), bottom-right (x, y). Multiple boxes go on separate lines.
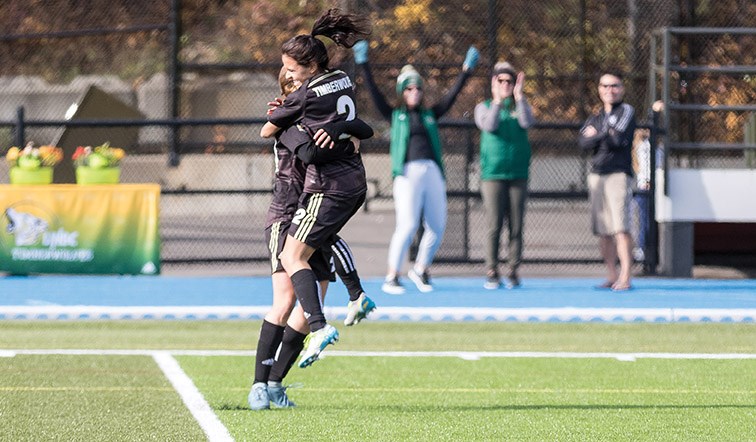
top-left (250, 67), bottom-right (375, 410)
top-left (260, 8), bottom-right (371, 370)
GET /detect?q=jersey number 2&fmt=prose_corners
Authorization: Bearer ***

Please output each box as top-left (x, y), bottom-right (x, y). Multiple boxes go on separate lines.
top-left (337, 95), bottom-right (356, 121)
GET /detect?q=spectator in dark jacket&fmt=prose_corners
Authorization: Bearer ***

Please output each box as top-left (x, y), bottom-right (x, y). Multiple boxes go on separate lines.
top-left (578, 70), bottom-right (636, 291)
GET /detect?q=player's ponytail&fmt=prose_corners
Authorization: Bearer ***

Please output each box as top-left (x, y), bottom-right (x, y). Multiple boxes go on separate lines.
top-left (282, 9), bottom-right (371, 71)
top-left (311, 8), bottom-right (371, 49)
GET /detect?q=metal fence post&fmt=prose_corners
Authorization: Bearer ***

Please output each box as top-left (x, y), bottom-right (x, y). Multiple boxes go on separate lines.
top-left (14, 106), bottom-right (25, 148)
top-left (168, 0), bottom-right (182, 167)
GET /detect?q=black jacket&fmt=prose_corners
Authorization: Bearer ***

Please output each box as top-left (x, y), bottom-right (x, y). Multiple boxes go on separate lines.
top-left (578, 102), bottom-right (636, 176)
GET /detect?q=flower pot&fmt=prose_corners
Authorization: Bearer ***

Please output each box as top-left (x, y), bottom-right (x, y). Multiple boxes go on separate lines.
top-left (76, 167), bottom-right (120, 184)
top-left (9, 167), bottom-right (54, 185)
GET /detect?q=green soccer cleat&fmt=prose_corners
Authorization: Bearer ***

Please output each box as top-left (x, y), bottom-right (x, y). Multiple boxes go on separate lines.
top-left (344, 293), bottom-right (377, 326)
top-left (298, 324), bottom-right (339, 368)
top-left (248, 382), bottom-right (270, 410)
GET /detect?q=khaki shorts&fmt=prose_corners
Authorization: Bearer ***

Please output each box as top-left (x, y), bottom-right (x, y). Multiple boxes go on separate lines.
top-left (588, 172), bottom-right (632, 236)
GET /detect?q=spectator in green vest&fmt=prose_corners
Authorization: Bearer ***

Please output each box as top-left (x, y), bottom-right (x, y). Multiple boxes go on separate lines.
top-left (474, 62), bottom-right (535, 289)
top-left (353, 40), bottom-right (479, 294)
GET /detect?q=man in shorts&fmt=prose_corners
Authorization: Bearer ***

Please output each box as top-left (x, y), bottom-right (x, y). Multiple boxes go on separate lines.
top-left (578, 70), bottom-right (637, 291)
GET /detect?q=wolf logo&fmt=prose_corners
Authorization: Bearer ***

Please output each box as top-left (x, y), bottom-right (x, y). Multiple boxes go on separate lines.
top-left (5, 207), bottom-right (49, 246)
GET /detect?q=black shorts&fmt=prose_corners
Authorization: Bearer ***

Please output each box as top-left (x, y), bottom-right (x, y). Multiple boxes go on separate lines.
top-left (265, 221), bottom-right (335, 282)
top-left (289, 192), bottom-right (366, 250)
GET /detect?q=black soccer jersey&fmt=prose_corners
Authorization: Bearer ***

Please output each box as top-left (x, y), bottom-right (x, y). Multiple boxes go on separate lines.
top-left (269, 70), bottom-right (367, 197)
top-left (265, 135), bottom-right (306, 228)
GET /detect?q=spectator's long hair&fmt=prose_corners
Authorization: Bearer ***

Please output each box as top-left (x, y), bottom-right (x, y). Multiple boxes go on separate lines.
top-left (282, 8), bottom-right (371, 71)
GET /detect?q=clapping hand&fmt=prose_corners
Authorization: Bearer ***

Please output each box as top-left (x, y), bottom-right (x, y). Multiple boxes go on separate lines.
top-left (513, 72), bottom-right (525, 101)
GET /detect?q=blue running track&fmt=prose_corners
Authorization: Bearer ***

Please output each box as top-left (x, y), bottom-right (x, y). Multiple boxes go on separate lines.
top-left (2, 276), bottom-right (754, 322)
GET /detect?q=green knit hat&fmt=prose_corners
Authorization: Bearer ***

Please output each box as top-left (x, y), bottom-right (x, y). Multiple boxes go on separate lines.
top-left (396, 64), bottom-right (423, 96)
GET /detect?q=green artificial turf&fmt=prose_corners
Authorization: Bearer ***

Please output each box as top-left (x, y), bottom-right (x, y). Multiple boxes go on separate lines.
top-left (1, 321), bottom-right (754, 441)
top-left (182, 355), bottom-right (755, 442)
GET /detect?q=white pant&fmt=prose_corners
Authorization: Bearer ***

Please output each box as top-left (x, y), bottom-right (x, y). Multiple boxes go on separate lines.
top-left (387, 160), bottom-right (447, 273)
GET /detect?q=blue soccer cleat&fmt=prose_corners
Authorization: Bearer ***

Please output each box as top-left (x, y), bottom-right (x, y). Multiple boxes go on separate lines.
top-left (344, 293), bottom-right (376, 326)
top-left (298, 324), bottom-right (339, 368)
top-left (267, 383), bottom-right (296, 408)
top-left (248, 382), bottom-right (269, 410)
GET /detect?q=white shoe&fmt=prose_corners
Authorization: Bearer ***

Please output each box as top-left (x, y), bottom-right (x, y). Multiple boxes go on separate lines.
top-left (248, 382), bottom-right (269, 410)
top-left (344, 293), bottom-right (377, 326)
top-left (408, 268), bottom-right (433, 292)
top-left (298, 324), bottom-right (339, 368)
top-left (381, 276), bottom-right (405, 295)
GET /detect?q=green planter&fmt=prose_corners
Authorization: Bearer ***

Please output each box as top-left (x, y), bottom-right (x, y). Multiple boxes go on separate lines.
top-left (9, 167), bottom-right (54, 185)
top-left (76, 167), bottom-right (120, 184)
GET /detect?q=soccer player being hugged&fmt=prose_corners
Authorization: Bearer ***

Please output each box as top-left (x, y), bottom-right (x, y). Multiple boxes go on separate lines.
top-left (260, 8), bottom-right (372, 370)
top-left (250, 63), bottom-right (375, 410)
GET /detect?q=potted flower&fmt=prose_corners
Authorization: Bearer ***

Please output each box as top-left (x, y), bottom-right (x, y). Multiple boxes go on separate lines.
top-left (6, 142), bottom-right (64, 184)
top-left (72, 142), bottom-right (125, 184)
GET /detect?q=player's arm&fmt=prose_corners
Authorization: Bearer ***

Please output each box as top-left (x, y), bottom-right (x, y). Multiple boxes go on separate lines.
top-left (260, 121), bottom-right (281, 138)
top-left (262, 87), bottom-right (305, 138)
top-left (305, 119), bottom-right (373, 164)
top-left (313, 119), bottom-right (374, 148)
top-left (280, 119), bottom-right (373, 165)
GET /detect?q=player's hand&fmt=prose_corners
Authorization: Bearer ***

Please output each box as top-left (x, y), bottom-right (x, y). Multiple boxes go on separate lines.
top-left (463, 46), bottom-right (479, 72)
top-left (513, 71), bottom-right (525, 101)
top-left (353, 40), bottom-right (369, 64)
top-left (582, 125), bottom-right (598, 138)
top-left (353, 138), bottom-right (361, 153)
top-left (313, 128), bottom-right (335, 149)
top-left (266, 97), bottom-right (283, 116)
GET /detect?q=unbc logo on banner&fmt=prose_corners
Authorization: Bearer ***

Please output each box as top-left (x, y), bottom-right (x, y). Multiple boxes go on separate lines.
top-left (0, 184), bottom-right (160, 275)
top-left (5, 203), bottom-right (93, 262)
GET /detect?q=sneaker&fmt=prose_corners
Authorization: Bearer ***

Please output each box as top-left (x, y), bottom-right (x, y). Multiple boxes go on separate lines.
top-left (298, 324), bottom-right (339, 368)
top-left (381, 276), bottom-right (405, 295)
top-left (344, 293), bottom-right (377, 326)
top-left (505, 273), bottom-right (521, 289)
top-left (267, 383), bottom-right (296, 408)
top-left (248, 382), bottom-right (270, 410)
top-left (408, 268), bottom-right (433, 292)
top-left (483, 271), bottom-right (501, 290)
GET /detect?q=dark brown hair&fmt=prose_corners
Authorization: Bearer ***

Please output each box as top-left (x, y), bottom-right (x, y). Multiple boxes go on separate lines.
top-left (281, 8), bottom-right (371, 71)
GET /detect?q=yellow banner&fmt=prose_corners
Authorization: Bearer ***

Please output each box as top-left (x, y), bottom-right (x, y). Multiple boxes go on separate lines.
top-left (0, 184), bottom-right (160, 275)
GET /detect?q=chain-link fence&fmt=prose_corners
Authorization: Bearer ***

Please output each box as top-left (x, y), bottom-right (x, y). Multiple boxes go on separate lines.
top-left (1, 0), bottom-right (754, 274)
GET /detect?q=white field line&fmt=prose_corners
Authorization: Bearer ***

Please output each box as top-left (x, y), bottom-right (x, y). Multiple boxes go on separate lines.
top-left (5, 348), bottom-right (756, 360)
top-left (152, 352), bottom-right (234, 442)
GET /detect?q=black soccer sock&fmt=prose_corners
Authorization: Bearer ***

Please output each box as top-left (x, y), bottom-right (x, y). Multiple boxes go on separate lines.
top-left (290, 268), bottom-right (327, 331)
top-left (268, 325), bottom-right (307, 383)
top-left (253, 320), bottom-right (285, 384)
top-left (331, 237), bottom-right (364, 302)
